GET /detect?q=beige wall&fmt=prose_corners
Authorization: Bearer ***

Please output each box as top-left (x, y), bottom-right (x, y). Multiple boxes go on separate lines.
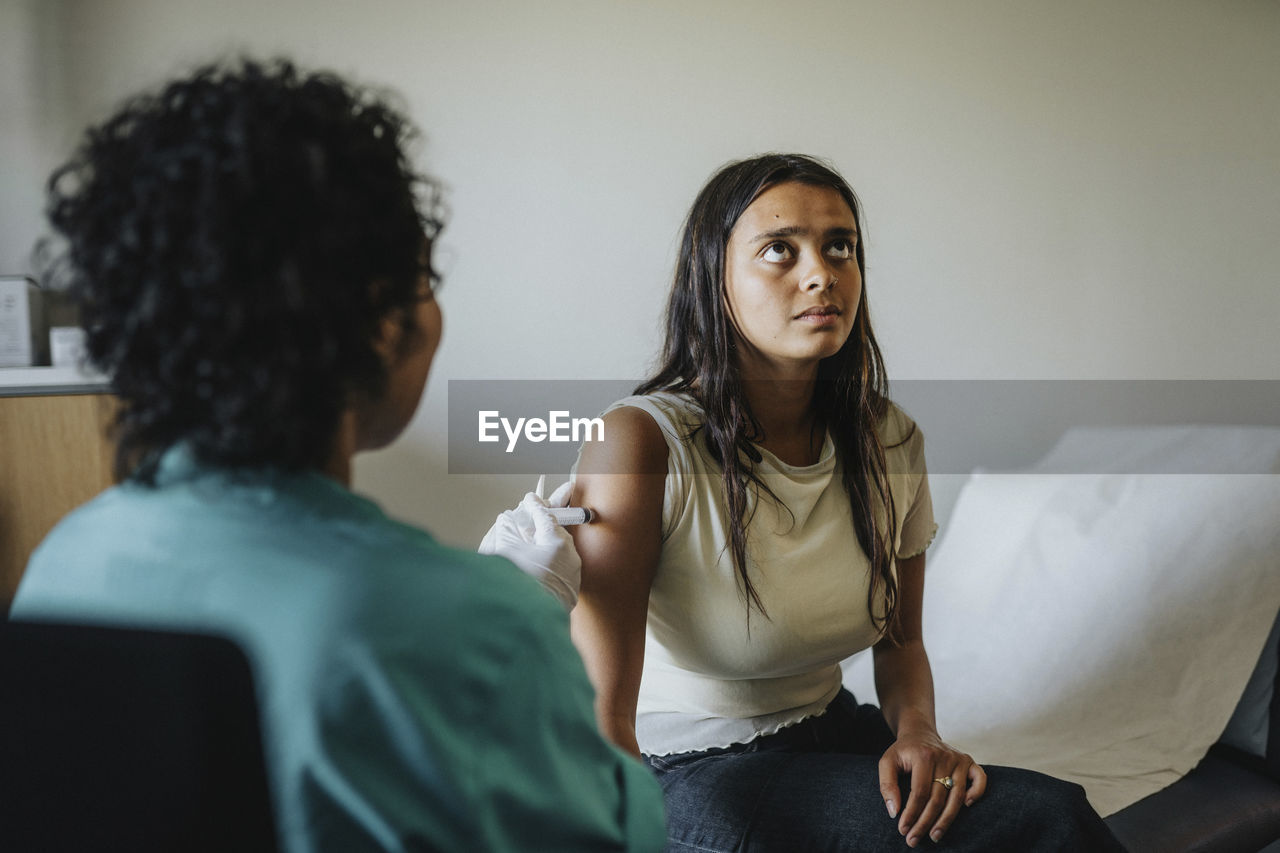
top-left (4, 0), bottom-right (1278, 545)
top-left (0, 1), bottom-right (69, 276)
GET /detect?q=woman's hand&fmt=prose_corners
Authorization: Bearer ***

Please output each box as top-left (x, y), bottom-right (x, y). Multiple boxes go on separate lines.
top-left (871, 551), bottom-right (986, 846)
top-left (878, 728), bottom-right (987, 847)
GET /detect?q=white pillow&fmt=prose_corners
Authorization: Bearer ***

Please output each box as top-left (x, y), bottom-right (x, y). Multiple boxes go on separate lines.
top-left (843, 426), bottom-right (1280, 816)
top-left (1022, 425), bottom-right (1280, 763)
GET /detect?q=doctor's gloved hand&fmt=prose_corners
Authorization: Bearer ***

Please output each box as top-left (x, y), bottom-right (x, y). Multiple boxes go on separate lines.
top-left (478, 479), bottom-right (581, 611)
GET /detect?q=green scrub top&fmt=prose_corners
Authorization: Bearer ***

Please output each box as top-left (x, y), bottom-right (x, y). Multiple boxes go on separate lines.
top-left (13, 447), bottom-right (665, 852)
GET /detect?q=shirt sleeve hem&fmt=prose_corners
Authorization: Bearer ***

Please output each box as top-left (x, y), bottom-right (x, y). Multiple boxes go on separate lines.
top-left (896, 522), bottom-right (939, 560)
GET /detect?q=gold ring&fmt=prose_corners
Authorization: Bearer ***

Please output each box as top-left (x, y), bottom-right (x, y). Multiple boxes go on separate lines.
top-left (933, 777), bottom-right (954, 790)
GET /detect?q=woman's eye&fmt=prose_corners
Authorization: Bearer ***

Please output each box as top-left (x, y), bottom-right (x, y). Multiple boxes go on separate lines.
top-left (762, 242), bottom-right (793, 262)
top-left (827, 240), bottom-right (855, 260)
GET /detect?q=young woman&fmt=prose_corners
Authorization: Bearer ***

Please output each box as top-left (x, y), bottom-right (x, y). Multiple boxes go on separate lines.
top-left (569, 154), bottom-right (1123, 851)
top-left (12, 59), bottom-right (664, 852)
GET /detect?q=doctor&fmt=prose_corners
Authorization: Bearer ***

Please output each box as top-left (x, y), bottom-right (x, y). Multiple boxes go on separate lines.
top-left (12, 57), bottom-right (662, 853)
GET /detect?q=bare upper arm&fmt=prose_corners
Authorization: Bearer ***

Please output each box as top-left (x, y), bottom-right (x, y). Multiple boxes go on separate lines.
top-left (875, 551), bottom-right (926, 653)
top-left (568, 405), bottom-right (668, 752)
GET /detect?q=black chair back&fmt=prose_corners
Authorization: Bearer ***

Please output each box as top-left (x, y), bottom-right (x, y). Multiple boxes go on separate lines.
top-left (0, 620), bottom-right (279, 852)
top-left (1269, 608), bottom-right (1280, 781)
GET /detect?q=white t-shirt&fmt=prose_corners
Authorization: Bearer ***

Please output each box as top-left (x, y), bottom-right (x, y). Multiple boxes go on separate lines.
top-left (605, 392), bottom-right (937, 756)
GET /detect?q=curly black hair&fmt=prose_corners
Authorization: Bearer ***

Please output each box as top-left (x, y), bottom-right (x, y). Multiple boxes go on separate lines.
top-left (43, 57), bottom-right (444, 482)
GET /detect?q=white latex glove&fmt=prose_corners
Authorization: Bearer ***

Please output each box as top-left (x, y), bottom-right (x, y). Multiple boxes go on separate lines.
top-left (478, 478), bottom-right (581, 611)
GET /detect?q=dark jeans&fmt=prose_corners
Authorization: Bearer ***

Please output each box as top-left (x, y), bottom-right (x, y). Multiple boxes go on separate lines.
top-left (644, 690), bottom-right (1126, 852)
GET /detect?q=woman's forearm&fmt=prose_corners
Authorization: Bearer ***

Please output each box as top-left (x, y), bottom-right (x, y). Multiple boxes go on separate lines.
top-left (598, 710), bottom-right (643, 759)
top-left (872, 552), bottom-right (937, 737)
top-left (873, 637), bottom-right (938, 738)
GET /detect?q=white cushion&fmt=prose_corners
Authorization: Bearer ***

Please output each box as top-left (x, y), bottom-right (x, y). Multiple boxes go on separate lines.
top-left (844, 425), bottom-right (1280, 816)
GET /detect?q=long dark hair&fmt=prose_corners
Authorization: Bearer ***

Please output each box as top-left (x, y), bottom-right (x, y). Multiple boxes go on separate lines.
top-left (44, 58), bottom-right (444, 482)
top-left (637, 153), bottom-right (905, 636)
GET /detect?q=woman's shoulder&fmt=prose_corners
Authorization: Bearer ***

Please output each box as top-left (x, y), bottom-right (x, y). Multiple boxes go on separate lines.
top-left (606, 390), bottom-right (702, 429)
top-left (877, 398), bottom-right (924, 449)
top-left (599, 391), bottom-right (702, 451)
top-left (577, 400), bottom-right (671, 478)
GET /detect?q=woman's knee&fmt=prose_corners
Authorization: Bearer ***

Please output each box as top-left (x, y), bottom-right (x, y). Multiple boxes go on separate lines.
top-left (981, 765), bottom-right (1091, 814)
top-left (973, 765), bottom-right (1121, 850)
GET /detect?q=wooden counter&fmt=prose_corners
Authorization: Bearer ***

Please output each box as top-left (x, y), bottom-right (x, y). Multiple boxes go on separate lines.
top-left (1, 368), bottom-right (114, 611)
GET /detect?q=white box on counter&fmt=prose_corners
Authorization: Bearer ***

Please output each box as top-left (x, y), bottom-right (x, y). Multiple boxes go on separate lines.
top-left (49, 326), bottom-right (88, 368)
top-left (0, 276), bottom-right (43, 367)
